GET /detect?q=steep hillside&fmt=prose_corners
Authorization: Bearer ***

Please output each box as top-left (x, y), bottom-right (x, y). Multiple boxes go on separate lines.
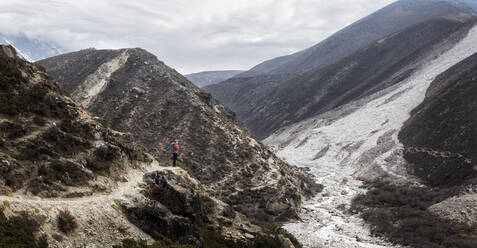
top-left (208, 10), bottom-right (477, 139)
top-left (0, 45), bottom-right (309, 248)
top-left (0, 33), bottom-right (64, 61)
top-left (186, 70), bottom-right (243, 88)
top-left (250, 15), bottom-right (476, 139)
top-left (39, 48), bottom-right (321, 227)
top-left (399, 52), bottom-right (477, 187)
top-left (264, 23), bottom-right (477, 247)
top-left (241, 0), bottom-right (472, 77)
top-left (0, 45), bottom-right (151, 198)
top-left (0, 44), bottom-right (156, 246)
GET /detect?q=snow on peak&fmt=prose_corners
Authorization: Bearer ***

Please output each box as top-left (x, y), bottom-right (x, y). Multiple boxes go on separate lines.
top-left (0, 33), bottom-right (64, 61)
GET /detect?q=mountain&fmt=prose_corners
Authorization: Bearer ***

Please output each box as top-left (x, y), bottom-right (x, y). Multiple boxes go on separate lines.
top-left (0, 33), bottom-right (64, 61)
top-left (263, 15), bottom-right (477, 248)
top-left (186, 70), bottom-right (243, 88)
top-left (241, 0), bottom-right (475, 77)
top-left (398, 51), bottom-right (477, 246)
top-left (399, 51), bottom-right (477, 187)
top-left (0, 45), bottom-right (151, 198)
top-left (0, 44), bottom-right (176, 246)
top-left (205, 0), bottom-right (477, 139)
top-left (1, 45), bottom-right (318, 247)
top-left (38, 48), bottom-right (321, 228)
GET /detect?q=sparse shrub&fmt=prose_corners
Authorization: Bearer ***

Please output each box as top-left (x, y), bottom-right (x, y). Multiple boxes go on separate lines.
top-left (197, 92), bottom-right (212, 106)
top-left (112, 238), bottom-right (194, 248)
top-left (35, 64), bottom-right (48, 73)
top-left (95, 144), bottom-right (120, 161)
top-left (0, 121), bottom-right (29, 139)
top-left (200, 196), bottom-right (216, 218)
top-left (222, 205), bottom-right (236, 219)
top-left (57, 209), bottom-right (78, 234)
top-left (351, 180), bottom-right (475, 247)
top-left (37, 235), bottom-right (48, 248)
top-left (52, 233), bottom-right (64, 242)
top-left (197, 227), bottom-right (244, 248)
top-left (42, 127), bottom-right (91, 155)
top-left (250, 233), bottom-right (282, 248)
top-left (0, 209), bottom-right (48, 248)
top-left (33, 116), bottom-right (47, 126)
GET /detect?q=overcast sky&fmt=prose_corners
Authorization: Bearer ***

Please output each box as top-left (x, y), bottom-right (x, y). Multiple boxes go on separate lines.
top-left (0, 0), bottom-right (396, 74)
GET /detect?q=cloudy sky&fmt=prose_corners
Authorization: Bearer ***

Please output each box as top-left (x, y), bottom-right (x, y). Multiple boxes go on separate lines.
top-left (0, 0), bottom-right (396, 74)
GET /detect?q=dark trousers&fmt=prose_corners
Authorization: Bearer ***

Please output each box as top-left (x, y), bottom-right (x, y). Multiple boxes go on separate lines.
top-left (172, 153), bottom-right (178, 166)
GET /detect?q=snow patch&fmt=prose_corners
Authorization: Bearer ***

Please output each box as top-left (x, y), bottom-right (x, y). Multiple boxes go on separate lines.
top-left (265, 25), bottom-right (477, 248)
top-left (0, 36), bottom-right (34, 61)
top-left (73, 51), bottom-right (129, 108)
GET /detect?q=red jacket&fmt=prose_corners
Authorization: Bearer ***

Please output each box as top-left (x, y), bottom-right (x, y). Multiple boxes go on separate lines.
top-left (173, 142), bottom-right (179, 154)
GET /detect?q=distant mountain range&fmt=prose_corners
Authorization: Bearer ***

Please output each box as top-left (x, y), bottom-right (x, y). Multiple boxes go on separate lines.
top-left (185, 70), bottom-right (243, 88)
top-left (0, 33), bottom-right (64, 61)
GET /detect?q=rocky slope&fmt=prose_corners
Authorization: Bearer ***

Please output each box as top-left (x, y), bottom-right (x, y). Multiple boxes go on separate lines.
top-left (206, 0), bottom-right (477, 139)
top-left (0, 45), bottom-right (151, 198)
top-left (264, 22), bottom-right (477, 247)
top-left (185, 70), bottom-right (243, 88)
top-left (399, 52), bottom-right (477, 187)
top-left (39, 48), bottom-right (321, 228)
top-left (398, 51), bottom-right (477, 231)
top-left (0, 45), bottom-right (302, 248)
top-left (0, 44), bottom-right (153, 246)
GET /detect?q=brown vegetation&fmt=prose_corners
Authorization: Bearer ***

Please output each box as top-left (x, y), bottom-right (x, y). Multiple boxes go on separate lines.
top-left (351, 180), bottom-right (477, 247)
top-left (57, 209), bottom-right (78, 234)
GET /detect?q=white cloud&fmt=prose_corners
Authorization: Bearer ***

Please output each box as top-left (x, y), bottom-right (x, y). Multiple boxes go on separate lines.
top-left (0, 0), bottom-right (396, 74)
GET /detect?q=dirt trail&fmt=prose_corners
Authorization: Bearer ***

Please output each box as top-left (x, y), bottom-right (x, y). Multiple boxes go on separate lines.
top-left (0, 161), bottom-right (173, 248)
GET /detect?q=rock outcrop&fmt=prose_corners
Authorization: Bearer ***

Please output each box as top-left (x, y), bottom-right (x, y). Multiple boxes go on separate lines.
top-left (121, 168), bottom-right (261, 247)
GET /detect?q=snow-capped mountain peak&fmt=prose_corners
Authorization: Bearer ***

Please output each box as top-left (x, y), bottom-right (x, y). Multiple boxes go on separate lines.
top-left (0, 33), bottom-right (64, 61)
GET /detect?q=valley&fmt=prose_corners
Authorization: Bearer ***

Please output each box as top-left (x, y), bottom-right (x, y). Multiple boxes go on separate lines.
top-left (3, 0), bottom-right (477, 247)
top-left (266, 19), bottom-right (477, 248)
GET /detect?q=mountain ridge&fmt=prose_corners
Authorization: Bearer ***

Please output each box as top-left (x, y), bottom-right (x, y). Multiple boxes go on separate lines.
top-left (235, 0), bottom-right (472, 77)
top-left (207, 10), bottom-right (477, 139)
top-left (39, 47), bottom-right (322, 228)
top-left (1, 44), bottom-right (315, 248)
top-left (186, 70), bottom-right (244, 88)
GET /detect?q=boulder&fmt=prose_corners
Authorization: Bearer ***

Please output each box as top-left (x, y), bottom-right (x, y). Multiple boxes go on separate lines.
top-left (143, 170), bottom-right (203, 220)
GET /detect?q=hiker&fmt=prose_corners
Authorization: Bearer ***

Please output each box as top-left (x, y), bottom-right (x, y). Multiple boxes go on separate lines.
top-left (170, 140), bottom-right (179, 166)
